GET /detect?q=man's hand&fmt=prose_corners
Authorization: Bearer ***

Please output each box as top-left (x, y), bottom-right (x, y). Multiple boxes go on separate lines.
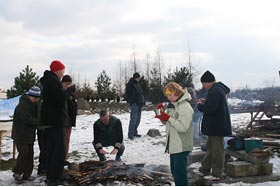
top-left (155, 111), bottom-right (170, 122)
top-left (198, 98), bottom-right (206, 104)
top-left (99, 149), bottom-right (108, 155)
top-left (110, 148), bottom-right (118, 155)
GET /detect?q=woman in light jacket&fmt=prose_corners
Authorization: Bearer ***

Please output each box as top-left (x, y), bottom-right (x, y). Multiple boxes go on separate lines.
top-left (155, 82), bottom-right (194, 186)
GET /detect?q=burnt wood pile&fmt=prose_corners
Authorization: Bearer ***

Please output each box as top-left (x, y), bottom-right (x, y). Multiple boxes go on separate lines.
top-left (66, 160), bottom-right (173, 186)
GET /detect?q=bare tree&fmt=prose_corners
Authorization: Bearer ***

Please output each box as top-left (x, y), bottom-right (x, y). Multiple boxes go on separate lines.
top-left (114, 61), bottom-right (125, 96)
top-left (185, 41), bottom-right (200, 87)
top-left (145, 52), bottom-right (151, 83)
top-left (153, 47), bottom-right (164, 85)
top-left (130, 48), bottom-right (138, 73)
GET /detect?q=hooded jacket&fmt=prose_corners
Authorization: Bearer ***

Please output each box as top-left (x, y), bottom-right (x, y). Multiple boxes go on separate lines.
top-left (12, 95), bottom-right (39, 144)
top-left (198, 82), bottom-right (232, 136)
top-left (40, 70), bottom-right (67, 128)
top-left (165, 91), bottom-right (194, 154)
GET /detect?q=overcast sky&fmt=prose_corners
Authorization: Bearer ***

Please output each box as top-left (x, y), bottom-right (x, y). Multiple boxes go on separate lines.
top-left (1, 0), bottom-right (280, 91)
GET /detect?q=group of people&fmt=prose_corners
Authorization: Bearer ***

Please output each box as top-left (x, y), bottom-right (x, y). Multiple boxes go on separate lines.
top-left (12, 60), bottom-right (78, 185)
top-left (154, 70), bottom-right (232, 185)
top-left (11, 58), bottom-right (232, 186)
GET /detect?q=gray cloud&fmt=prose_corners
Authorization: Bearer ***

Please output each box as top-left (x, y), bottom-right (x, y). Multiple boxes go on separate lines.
top-left (0, 0), bottom-right (280, 90)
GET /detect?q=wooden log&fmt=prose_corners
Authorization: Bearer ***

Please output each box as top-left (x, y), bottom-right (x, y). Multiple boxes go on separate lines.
top-left (205, 174), bottom-right (280, 186)
top-left (265, 134), bottom-right (280, 139)
top-left (65, 169), bottom-right (83, 177)
top-left (225, 150), bottom-right (270, 164)
top-left (68, 162), bottom-right (80, 171)
top-left (263, 141), bottom-right (280, 147)
top-left (226, 161), bottom-right (273, 177)
top-left (141, 168), bottom-right (172, 177)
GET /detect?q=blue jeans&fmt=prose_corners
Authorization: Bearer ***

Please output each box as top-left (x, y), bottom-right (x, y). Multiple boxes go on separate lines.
top-left (128, 103), bottom-right (142, 138)
top-left (170, 151), bottom-right (190, 186)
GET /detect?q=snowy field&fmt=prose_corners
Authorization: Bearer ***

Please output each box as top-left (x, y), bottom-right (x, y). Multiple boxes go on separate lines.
top-left (1, 110), bottom-right (280, 185)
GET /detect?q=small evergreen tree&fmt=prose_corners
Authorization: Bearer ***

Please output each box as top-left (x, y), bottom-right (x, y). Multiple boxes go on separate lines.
top-left (7, 65), bottom-right (40, 98)
top-left (95, 70), bottom-right (112, 95)
top-left (139, 77), bottom-right (149, 103)
top-left (164, 67), bottom-right (194, 88)
top-left (149, 68), bottom-right (166, 104)
top-left (95, 70), bottom-right (116, 101)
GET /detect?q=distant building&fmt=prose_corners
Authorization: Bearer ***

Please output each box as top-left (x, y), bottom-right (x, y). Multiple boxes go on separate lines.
top-left (0, 89), bottom-right (7, 100)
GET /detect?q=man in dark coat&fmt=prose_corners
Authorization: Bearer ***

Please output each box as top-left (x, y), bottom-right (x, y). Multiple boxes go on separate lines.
top-left (197, 70), bottom-right (232, 179)
top-left (12, 86), bottom-right (41, 184)
top-left (92, 109), bottom-right (125, 161)
top-left (62, 75), bottom-right (78, 164)
top-left (126, 72), bottom-right (145, 140)
top-left (40, 60), bottom-right (68, 185)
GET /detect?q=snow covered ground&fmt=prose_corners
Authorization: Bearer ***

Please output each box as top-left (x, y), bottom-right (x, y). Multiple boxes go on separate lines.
top-left (1, 110), bottom-right (280, 185)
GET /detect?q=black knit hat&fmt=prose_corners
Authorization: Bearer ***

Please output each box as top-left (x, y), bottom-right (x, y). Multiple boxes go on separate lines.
top-left (61, 75), bottom-right (72, 83)
top-left (200, 70), bottom-right (215, 83)
top-left (133, 72), bottom-right (140, 79)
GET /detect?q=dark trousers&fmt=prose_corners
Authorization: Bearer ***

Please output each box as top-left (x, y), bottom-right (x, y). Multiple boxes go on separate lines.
top-left (45, 127), bottom-right (66, 181)
top-left (12, 143), bottom-right (34, 178)
top-left (128, 103), bottom-right (142, 138)
top-left (201, 136), bottom-right (225, 176)
top-left (170, 151), bottom-right (190, 186)
top-left (93, 142), bottom-right (125, 161)
top-left (37, 129), bottom-right (47, 174)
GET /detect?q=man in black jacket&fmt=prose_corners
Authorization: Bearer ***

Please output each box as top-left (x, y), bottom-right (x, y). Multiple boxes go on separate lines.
top-left (92, 109), bottom-right (125, 161)
top-left (40, 60), bottom-right (68, 185)
top-left (62, 75), bottom-right (78, 164)
top-left (126, 72), bottom-right (145, 140)
top-left (197, 70), bottom-right (232, 179)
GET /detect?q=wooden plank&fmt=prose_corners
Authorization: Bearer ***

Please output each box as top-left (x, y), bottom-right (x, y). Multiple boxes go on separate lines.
top-left (189, 167), bottom-right (280, 186)
top-left (226, 161), bottom-right (272, 177)
top-left (225, 150), bottom-right (270, 164)
top-left (205, 174), bottom-right (280, 186)
top-left (265, 134), bottom-right (280, 139)
top-left (263, 141), bottom-right (280, 147)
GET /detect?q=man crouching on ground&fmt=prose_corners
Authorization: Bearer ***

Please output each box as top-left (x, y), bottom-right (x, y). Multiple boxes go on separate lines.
top-left (92, 109), bottom-right (125, 161)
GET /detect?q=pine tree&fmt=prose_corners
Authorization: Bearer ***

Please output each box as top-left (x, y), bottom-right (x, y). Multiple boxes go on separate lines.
top-left (164, 67), bottom-right (194, 88)
top-left (6, 65), bottom-right (40, 98)
top-left (95, 70), bottom-right (112, 95)
top-left (149, 68), bottom-right (166, 104)
top-left (95, 70), bottom-right (116, 101)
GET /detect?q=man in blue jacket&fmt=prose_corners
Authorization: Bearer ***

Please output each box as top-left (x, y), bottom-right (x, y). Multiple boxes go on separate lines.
top-left (197, 70), bottom-right (232, 179)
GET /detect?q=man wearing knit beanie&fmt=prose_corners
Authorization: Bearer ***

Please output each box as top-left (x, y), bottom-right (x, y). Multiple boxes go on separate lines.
top-left (12, 86), bottom-right (41, 184)
top-left (39, 60), bottom-right (68, 185)
top-left (49, 60), bottom-right (65, 81)
top-left (125, 72), bottom-right (145, 140)
top-left (197, 70), bottom-right (232, 179)
top-left (200, 70), bottom-right (215, 83)
top-left (50, 60), bottom-right (65, 72)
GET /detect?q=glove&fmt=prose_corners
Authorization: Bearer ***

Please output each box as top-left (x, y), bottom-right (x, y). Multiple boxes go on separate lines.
top-left (155, 111), bottom-right (170, 122)
top-left (156, 103), bottom-right (164, 109)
